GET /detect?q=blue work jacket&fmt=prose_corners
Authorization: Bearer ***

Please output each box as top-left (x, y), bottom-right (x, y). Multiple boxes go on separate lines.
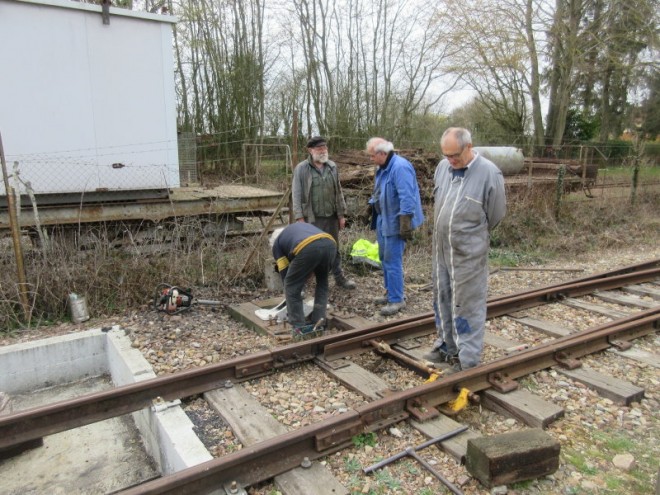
top-left (369, 153), bottom-right (424, 236)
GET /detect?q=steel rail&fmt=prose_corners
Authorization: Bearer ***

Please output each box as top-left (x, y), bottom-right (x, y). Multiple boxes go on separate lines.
top-left (0, 262), bottom-right (658, 455)
top-left (117, 307), bottom-right (659, 495)
top-left (322, 266), bottom-right (660, 360)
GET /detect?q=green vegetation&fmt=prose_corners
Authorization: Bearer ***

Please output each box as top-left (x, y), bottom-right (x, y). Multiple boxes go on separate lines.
top-left (561, 424), bottom-right (659, 494)
top-left (373, 469), bottom-right (402, 490)
top-left (351, 432), bottom-right (378, 449)
top-left (564, 451), bottom-right (599, 475)
top-left (343, 456), bottom-right (362, 473)
top-left (510, 479), bottom-right (536, 490)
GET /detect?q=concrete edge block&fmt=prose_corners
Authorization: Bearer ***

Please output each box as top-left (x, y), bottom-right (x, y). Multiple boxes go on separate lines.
top-left (106, 329), bottom-right (157, 385)
top-left (0, 329), bottom-right (106, 393)
top-left (106, 328), bottom-right (211, 474)
top-left (152, 406), bottom-right (213, 474)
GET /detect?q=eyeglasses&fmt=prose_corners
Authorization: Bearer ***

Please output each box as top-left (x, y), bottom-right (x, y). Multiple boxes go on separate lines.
top-left (443, 148), bottom-right (464, 160)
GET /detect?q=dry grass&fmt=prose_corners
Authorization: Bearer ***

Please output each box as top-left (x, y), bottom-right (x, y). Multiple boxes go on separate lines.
top-left (0, 182), bottom-right (658, 330)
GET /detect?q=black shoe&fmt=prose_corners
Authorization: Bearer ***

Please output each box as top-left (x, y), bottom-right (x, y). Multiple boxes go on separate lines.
top-left (335, 276), bottom-right (357, 290)
top-left (443, 362), bottom-right (462, 376)
top-left (423, 348), bottom-right (457, 364)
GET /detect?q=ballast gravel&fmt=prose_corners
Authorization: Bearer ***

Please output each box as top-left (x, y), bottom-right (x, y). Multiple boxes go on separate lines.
top-left (1, 244), bottom-right (658, 495)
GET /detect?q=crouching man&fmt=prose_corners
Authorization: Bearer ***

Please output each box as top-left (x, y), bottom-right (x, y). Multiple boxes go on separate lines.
top-left (272, 222), bottom-right (337, 332)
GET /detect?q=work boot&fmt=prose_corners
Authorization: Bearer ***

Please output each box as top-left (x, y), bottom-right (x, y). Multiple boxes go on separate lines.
top-left (373, 293), bottom-right (389, 305)
top-left (423, 347), bottom-right (458, 365)
top-left (380, 301), bottom-right (405, 316)
top-left (442, 362), bottom-right (463, 376)
top-left (335, 275), bottom-right (356, 290)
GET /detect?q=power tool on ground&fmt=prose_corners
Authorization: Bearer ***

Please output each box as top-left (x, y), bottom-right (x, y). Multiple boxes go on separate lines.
top-left (154, 284), bottom-right (194, 315)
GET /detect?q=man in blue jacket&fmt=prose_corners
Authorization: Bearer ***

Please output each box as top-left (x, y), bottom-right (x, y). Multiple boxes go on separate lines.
top-left (366, 137), bottom-right (424, 316)
top-left (272, 222), bottom-right (337, 331)
top-left (426, 127), bottom-right (506, 371)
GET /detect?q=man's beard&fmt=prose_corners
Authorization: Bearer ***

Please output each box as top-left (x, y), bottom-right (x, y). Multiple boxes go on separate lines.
top-left (313, 152), bottom-right (329, 163)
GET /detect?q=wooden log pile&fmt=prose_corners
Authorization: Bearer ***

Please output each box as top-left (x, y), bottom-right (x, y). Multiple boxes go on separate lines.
top-left (333, 148), bottom-right (440, 198)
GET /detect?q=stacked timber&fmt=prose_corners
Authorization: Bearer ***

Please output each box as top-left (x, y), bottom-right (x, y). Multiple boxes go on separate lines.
top-left (333, 148), bottom-right (439, 198)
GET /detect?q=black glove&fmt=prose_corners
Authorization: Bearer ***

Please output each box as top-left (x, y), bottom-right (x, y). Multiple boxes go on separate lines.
top-left (399, 214), bottom-right (413, 240)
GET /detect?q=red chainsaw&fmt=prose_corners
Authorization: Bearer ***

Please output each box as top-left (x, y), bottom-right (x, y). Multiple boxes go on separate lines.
top-left (153, 283), bottom-right (220, 315)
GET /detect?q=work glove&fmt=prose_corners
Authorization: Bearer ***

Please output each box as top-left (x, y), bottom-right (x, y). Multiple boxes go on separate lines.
top-left (399, 214), bottom-right (413, 240)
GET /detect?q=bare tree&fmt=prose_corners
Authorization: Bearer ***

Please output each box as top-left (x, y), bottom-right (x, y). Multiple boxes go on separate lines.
top-left (439, 0), bottom-right (544, 143)
top-left (545, 0), bottom-right (588, 147)
top-left (276, 0), bottom-right (457, 145)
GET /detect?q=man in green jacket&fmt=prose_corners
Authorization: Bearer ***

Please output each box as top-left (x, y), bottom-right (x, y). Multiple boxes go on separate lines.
top-left (292, 136), bottom-right (356, 290)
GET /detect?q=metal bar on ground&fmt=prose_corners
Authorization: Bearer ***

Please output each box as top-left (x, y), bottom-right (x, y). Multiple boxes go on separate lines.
top-left (363, 425), bottom-right (468, 474)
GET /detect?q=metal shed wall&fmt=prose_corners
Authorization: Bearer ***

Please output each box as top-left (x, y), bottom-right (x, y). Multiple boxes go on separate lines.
top-left (0, 0), bottom-right (179, 196)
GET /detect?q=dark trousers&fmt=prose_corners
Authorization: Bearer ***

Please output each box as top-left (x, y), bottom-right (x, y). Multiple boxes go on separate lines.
top-left (284, 237), bottom-right (336, 328)
top-left (312, 216), bottom-right (344, 280)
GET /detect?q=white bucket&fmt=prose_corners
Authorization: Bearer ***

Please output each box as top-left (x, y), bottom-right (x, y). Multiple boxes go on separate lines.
top-left (69, 293), bottom-right (90, 324)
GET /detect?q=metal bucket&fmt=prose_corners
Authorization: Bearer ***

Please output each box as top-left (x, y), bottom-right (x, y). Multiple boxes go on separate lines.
top-left (69, 293), bottom-right (90, 324)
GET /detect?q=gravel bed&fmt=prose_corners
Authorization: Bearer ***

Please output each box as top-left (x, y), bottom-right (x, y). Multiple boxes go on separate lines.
top-left (1, 244), bottom-right (658, 494)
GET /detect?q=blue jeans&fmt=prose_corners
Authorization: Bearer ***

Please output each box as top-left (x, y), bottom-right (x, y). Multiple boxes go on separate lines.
top-left (377, 222), bottom-right (406, 303)
top-left (284, 238), bottom-right (336, 327)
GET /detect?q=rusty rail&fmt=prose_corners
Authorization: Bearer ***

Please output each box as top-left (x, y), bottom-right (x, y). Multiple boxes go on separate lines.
top-left (0, 260), bottom-right (658, 456)
top-left (117, 307), bottom-right (659, 494)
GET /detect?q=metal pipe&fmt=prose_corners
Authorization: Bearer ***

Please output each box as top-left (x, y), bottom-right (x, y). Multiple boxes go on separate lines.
top-left (363, 426), bottom-right (468, 474)
top-left (363, 426), bottom-right (469, 494)
top-left (407, 448), bottom-right (463, 495)
top-left (368, 339), bottom-right (438, 376)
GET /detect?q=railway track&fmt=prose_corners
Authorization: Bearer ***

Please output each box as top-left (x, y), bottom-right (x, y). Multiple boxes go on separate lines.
top-left (1, 259), bottom-right (658, 494)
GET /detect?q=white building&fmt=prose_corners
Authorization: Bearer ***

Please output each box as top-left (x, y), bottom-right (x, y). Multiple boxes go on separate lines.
top-left (0, 0), bottom-right (179, 201)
